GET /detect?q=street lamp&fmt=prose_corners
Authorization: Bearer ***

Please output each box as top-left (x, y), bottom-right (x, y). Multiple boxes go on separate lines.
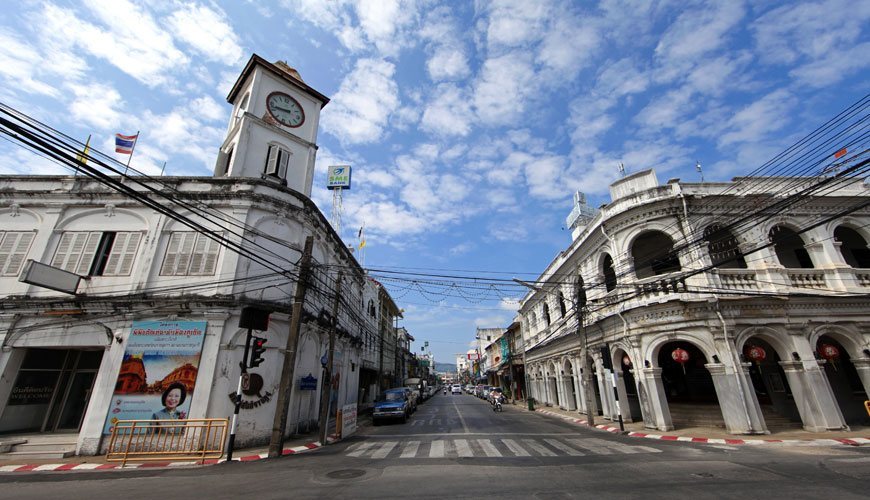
top-left (513, 278), bottom-right (595, 426)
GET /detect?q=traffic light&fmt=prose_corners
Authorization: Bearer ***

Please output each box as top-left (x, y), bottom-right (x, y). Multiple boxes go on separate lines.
top-left (249, 336), bottom-right (267, 368)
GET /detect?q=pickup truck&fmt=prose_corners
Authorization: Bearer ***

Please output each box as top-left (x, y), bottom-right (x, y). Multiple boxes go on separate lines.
top-left (373, 388), bottom-right (411, 425)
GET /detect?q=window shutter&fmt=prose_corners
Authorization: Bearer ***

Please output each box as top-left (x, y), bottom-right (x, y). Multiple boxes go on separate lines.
top-left (104, 232), bottom-right (141, 276)
top-left (0, 232), bottom-right (35, 276)
top-left (52, 232), bottom-right (94, 273)
top-left (200, 236), bottom-right (220, 275)
top-left (265, 145), bottom-right (279, 175)
top-left (161, 233), bottom-right (183, 275)
top-left (188, 234), bottom-right (209, 274)
top-left (75, 232), bottom-right (102, 275)
top-left (51, 232), bottom-right (76, 271)
top-left (277, 149), bottom-right (290, 179)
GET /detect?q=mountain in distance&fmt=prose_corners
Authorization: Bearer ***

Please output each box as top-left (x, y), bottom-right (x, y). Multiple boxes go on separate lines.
top-left (434, 362), bottom-right (457, 373)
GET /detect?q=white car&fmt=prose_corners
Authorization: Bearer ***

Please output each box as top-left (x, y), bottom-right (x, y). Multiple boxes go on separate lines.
top-left (451, 384), bottom-right (462, 395)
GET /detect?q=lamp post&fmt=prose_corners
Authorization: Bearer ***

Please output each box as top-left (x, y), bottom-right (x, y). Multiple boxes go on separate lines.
top-left (514, 278), bottom-right (595, 426)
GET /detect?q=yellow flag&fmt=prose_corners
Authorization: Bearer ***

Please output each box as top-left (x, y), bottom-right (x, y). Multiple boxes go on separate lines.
top-left (359, 239), bottom-right (366, 249)
top-left (75, 135), bottom-right (91, 166)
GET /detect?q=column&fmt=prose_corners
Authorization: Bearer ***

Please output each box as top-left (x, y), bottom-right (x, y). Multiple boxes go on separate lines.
top-left (779, 360), bottom-right (849, 431)
top-left (614, 369), bottom-right (633, 423)
top-left (852, 358), bottom-right (870, 397)
top-left (638, 367), bottom-right (673, 431)
top-left (705, 363), bottom-right (768, 435)
top-left (572, 356), bottom-right (587, 413)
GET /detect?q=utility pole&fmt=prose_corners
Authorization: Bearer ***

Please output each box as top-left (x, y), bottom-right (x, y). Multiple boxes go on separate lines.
top-left (318, 271), bottom-right (342, 445)
top-left (269, 236), bottom-right (314, 457)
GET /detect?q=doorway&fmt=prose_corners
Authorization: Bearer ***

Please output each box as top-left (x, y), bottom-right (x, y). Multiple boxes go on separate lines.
top-left (0, 348), bottom-right (103, 434)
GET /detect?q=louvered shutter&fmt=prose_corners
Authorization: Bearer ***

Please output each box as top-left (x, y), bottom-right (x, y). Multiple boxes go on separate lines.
top-left (174, 233), bottom-right (196, 275)
top-left (104, 232), bottom-right (141, 276)
top-left (277, 149), bottom-right (289, 179)
top-left (188, 234), bottom-right (209, 274)
top-left (160, 233), bottom-right (183, 275)
top-left (265, 145), bottom-right (279, 175)
top-left (0, 232), bottom-right (35, 276)
top-left (52, 232), bottom-right (93, 273)
top-left (75, 232), bottom-right (102, 275)
top-left (193, 235), bottom-right (220, 275)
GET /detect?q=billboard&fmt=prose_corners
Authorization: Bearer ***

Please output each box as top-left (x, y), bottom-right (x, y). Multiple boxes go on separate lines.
top-left (327, 165), bottom-right (352, 189)
top-left (103, 320), bottom-right (207, 434)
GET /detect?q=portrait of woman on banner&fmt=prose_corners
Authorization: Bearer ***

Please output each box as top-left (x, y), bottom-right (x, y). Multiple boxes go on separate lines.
top-left (151, 382), bottom-right (188, 434)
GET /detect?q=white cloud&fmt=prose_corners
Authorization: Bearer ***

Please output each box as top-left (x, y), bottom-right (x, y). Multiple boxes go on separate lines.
top-left (0, 29), bottom-right (61, 98)
top-left (718, 89), bottom-right (796, 146)
top-left (166, 3), bottom-right (244, 65)
top-left (789, 42), bottom-right (870, 88)
top-left (483, 0), bottom-right (551, 50)
top-left (427, 47), bottom-right (471, 81)
top-left (473, 52), bottom-right (536, 126)
top-left (321, 59), bottom-right (399, 144)
top-left (67, 82), bottom-right (124, 130)
top-left (524, 156), bottom-right (569, 200)
top-left (421, 84), bottom-right (473, 136)
top-left (536, 13), bottom-right (600, 80)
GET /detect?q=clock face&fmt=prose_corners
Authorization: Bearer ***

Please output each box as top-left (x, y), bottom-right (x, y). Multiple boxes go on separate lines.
top-left (266, 92), bottom-right (305, 128)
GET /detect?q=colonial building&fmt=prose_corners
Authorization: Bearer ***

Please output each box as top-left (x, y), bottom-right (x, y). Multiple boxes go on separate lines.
top-left (519, 170), bottom-right (870, 434)
top-left (0, 55), bottom-right (403, 455)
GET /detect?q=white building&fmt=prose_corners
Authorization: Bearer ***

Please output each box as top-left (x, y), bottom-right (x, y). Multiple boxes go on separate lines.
top-left (0, 55), bottom-right (402, 455)
top-left (519, 169), bottom-right (870, 434)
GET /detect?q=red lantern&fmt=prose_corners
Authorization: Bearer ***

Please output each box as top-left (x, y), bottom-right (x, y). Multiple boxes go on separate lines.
top-left (818, 343), bottom-right (840, 361)
top-left (622, 355), bottom-right (632, 367)
top-left (671, 348), bottom-right (690, 374)
top-left (745, 345), bottom-right (766, 364)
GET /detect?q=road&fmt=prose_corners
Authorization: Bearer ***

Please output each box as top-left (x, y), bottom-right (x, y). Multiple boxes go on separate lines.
top-left (1, 392), bottom-right (868, 499)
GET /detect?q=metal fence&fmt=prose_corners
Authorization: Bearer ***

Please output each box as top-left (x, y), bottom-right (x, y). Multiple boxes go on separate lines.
top-left (106, 418), bottom-right (228, 466)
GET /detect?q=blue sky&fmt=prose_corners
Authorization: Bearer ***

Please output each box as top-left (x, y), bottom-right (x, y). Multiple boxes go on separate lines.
top-left (1, 1), bottom-right (868, 365)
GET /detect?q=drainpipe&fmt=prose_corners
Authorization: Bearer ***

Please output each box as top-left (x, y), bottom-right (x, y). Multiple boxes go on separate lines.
top-left (714, 298), bottom-right (754, 432)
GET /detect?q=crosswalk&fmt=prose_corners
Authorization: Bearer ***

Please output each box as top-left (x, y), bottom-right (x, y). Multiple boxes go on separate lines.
top-left (344, 437), bottom-right (661, 460)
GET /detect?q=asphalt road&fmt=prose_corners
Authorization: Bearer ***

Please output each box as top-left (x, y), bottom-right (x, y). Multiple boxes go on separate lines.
top-left (1, 392), bottom-right (869, 499)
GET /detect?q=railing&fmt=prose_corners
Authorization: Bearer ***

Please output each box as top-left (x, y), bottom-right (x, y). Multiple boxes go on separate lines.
top-left (785, 269), bottom-right (827, 289)
top-left (855, 270), bottom-right (870, 287)
top-left (106, 418), bottom-right (228, 467)
top-left (715, 269), bottom-right (758, 290)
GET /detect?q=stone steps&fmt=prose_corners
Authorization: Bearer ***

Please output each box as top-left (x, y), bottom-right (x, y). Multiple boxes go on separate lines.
top-left (0, 434), bottom-right (78, 460)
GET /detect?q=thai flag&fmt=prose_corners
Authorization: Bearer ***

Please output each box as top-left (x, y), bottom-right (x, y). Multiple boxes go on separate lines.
top-left (115, 133), bottom-right (138, 154)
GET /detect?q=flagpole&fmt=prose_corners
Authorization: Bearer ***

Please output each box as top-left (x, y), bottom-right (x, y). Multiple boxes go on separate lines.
top-left (123, 130), bottom-right (140, 176)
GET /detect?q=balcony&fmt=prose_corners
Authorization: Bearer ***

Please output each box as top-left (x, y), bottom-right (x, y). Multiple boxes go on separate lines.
top-left (785, 269), bottom-right (827, 289)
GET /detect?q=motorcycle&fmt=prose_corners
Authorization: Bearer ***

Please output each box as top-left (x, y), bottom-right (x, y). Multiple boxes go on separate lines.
top-left (443, 388), bottom-right (447, 395)
top-left (492, 394), bottom-right (504, 412)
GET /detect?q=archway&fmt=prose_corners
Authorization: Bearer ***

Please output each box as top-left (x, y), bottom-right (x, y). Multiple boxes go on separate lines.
top-left (657, 341), bottom-right (724, 429)
top-left (562, 359), bottom-right (578, 411)
top-left (631, 230), bottom-right (681, 278)
top-left (741, 338), bottom-right (802, 428)
top-left (834, 226), bottom-right (870, 267)
top-left (769, 225), bottom-right (814, 268)
top-left (587, 355), bottom-right (603, 416)
top-left (816, 336), bottom-right (870, 426)
top-left (613, 349), bottom-right (643, 422)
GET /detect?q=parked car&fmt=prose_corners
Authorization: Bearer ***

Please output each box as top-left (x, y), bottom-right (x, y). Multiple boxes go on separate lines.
top-left (403, 386), bottom-right (419, 411)
top-left (373, 388), bottom-right (411, 425)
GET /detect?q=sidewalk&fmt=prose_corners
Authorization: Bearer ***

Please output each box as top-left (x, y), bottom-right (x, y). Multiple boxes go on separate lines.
top-left (517, 400), bottom-right (870, 446)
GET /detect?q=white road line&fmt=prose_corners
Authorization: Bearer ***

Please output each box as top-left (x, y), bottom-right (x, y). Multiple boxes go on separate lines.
top-left (454, 439), bottom-right (473, 457)
top-left (400, 440), bottom-right (420, 458)
top-left (565, 438), bottom-right (614, 455)
top-left (501, 439), bottom-right (530, 457)
top-left (346, 441), bottom-right (377, 457)
top-left (452, 399), bottom-right (470, 433)
top-left (370, 441), bottom-right (397, 459)
top-left (585, 437), bottom-right (660, 454)
top-left (544, 438), bottom-right (585, 456)
top-left (429, 440), bottom-right (445, 458)
top-left (477, 439), bottom-right (502, 457)
top-left (522, 439), bottom-right (556, 456)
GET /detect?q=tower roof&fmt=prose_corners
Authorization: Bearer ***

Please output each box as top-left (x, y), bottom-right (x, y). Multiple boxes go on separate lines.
top-left (226, 54), bottom-right (330, 107)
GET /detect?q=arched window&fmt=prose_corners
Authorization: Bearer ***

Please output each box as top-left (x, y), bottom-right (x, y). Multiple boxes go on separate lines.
top-left (530, 311), bottom-right (538, 327)
top-left (704, 225), bottom-right (746, 268)
top-left (834, 226), bottom-right (870, 268)
top-left (558, 291), bottom-right (567, 317)
top-left (575, 276), bottom-right (587, 308)
top-left (542, 303), bottom-right (551, 326)
top-left (368, 299), bottom-right (376, 317)
top-left (631, 230), bottom-right (681, 278)
top-left (769, 225), bottom-right (813, 268)
top-left (602, 254), bottom-right (617, 292)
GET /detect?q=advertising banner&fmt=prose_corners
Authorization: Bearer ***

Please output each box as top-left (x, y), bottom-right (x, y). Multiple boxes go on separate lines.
top-left (103, 320), bottom-right (207, 434)
top-left (341, 403), bottom-right (357, 438)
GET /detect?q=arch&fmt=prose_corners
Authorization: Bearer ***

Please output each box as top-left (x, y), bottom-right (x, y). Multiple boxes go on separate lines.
top-left (558, 291), bottom-right (567, 317)
top-left (808, 324), bottom-right (864, 359)
top-left (646, 332), bottom-right (719, 366)
top-left (734, 326), bottom-right (794, 362)
top-left (0, 207), bottom-right (42, 227)
top-left (814, 334), bottom-right (869, 425)
top-left (652, 338), bottom-right (725, 429)
top-left (574, 274), bottom-right (588, 309)
top-left (703, 224), bottom-right (747, 268)
top-left (56, 207), bottom-right (148, 232)
top-left (769, 224), bottom-right (814, 268)
top-left (630, 230), bottom-right (682, 279)
top-left (561, 357), bottom-right (578, 410)
top-left (610, 345), bottom-right (643, 422)
top-left (833, 225), bottom-right (870, 268)
top-left (542, 303), bottom-right (551, 326)
top-left (739, 334), bottom-right (802, 427)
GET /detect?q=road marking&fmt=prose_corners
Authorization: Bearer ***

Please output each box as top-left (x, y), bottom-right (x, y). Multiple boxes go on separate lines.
top-left (452, 399), bottom-right (470, 433)
top-left (429, 440), bottom-right (445, 458)
top-left (501, 439), bottom-right (530, 457)
top-left (454, 439), bottom-right (473, 457)
top-left (544, 438), bottom-right (585, 456)
top-left (477, 439), bottom-right (501, 457)
top-left (565, 438), bottom-right (614, 455)
top-left (400, 441), bottom-right (420, 458)
top-left (522, 439), bottom-right (556, 456)
top-left (370, 441), bottom-right (397, 459)
top-left (346, 441), bottom-right (378, 457)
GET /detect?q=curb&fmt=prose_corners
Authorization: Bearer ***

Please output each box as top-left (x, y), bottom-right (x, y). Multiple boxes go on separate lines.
top-left (0, 440), bottom-right (324, 474)
top-left (532, 409), bottom-right (870, 447)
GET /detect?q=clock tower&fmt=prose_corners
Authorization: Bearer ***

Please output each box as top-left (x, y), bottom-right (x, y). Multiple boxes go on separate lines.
top-left (215, 54), bottom-right (330, 197)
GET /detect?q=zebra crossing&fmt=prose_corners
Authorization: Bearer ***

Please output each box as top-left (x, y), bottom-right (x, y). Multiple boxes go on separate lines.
top-left (344, 436), bottom-right (661, 459)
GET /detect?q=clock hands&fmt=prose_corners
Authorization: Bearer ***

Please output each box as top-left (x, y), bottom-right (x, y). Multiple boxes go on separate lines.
top-left (273, 105), bottom-right (299, 114)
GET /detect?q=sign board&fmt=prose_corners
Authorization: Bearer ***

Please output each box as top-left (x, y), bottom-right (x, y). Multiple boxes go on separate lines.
top-left (19, 260), bottom-right (81, 294)
top-left (327, 165), bottom-right (352, 190)
top-left (103, 320), bottom-right (207, 434)
top-left (300, 374), bottom-right (318, 390)
top-left (467, 352), bottom-right (480, 360)
top-left (341, 403), bottom-right (357, 438)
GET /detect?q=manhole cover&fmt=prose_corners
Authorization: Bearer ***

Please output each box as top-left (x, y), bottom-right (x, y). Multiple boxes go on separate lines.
top-left (327, 469), bottom-right (366, 479)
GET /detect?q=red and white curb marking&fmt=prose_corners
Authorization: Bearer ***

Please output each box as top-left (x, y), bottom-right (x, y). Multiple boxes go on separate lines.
top-left (532, 409), bottom-right (870, 447)
top-left (0, 441), bottom-right (323, 474)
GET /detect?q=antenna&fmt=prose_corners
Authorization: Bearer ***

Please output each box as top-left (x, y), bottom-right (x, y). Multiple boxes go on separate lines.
top-left (618, 163), bottom-right (625, 177)
top-left (696, 160), bottom-right (704, 182)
